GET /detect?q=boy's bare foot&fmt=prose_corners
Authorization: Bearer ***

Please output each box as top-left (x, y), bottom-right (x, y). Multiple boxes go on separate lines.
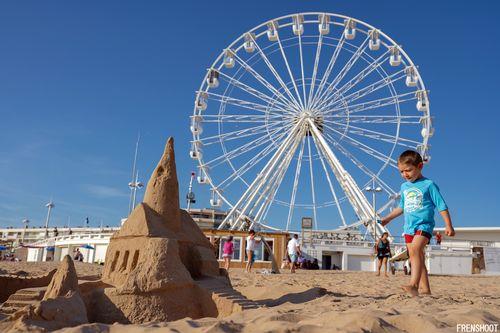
top-left (384, 273), bottom-right (389, 277)
top-left (401, 285), bottom-right (419, 297)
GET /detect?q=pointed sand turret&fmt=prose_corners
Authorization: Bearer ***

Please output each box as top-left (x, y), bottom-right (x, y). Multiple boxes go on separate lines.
top-left (143, 137), bottom-right (181, 231)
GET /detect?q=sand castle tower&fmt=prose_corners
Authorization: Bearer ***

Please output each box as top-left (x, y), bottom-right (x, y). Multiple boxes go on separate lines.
top-left (96, 138), bottom-right (227, 323)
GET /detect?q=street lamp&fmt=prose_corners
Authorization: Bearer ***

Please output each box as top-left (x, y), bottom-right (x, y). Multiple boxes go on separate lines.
top-left (21, 218), bottom-right (29, 243)
top-left (44, 201), bottom-right (55, 238)
top-left (364, 179), bottom-right (382, 243)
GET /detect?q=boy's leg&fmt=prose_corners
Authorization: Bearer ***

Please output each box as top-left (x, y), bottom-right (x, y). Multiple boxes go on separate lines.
top-left (418, 249), bottom-right (431, 294)
top-left (403, 235), bottom-right (428, 296)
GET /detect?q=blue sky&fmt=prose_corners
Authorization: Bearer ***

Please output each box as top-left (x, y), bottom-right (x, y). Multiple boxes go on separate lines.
top-left (0, 1), bottom-right (499, 234)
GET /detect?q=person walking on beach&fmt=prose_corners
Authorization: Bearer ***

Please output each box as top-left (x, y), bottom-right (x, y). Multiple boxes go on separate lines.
top-left (435, 231), bottom-right (442, 245)
top-left (380, 150), bottom-right (455, 297)
top-left (222, 236), bottom-right (234, 271)
top-left (287, 234), bottom-right (301, 273)
top-left (375, 232), bottom-right (391, 277)
top-left (245, 230), bottom-right (260, 273)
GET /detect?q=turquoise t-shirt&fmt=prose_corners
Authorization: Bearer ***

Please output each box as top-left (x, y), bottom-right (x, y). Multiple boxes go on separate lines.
top-left (399, 177), bottom-right (448, 235)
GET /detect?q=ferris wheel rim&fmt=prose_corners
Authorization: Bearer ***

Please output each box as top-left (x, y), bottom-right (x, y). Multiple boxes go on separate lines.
top-left (191, 12), bottom-right (432, 230)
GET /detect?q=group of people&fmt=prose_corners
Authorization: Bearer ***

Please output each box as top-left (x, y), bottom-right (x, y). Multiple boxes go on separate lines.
top-left (220, 229), bottom-right (261, 273)
top-left (220, 149), bottom-right (454, 297)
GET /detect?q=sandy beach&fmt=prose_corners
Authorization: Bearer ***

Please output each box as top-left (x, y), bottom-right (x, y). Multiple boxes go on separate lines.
top-left (33, 267), bottom-right (499, 332)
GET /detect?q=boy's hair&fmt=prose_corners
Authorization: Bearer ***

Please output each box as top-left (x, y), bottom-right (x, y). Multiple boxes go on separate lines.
top-left (227, 235), bottom-right (233, 241)
top-left (293, 234), bottom-right (298, 239)
top-left (398, 150), bottom-right (423, 166)
top-left (248, 229), bottom-right (255, 235)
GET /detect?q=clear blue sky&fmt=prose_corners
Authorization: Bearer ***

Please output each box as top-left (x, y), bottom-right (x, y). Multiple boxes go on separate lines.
top-left (0, 1), bottom-right (499, 233)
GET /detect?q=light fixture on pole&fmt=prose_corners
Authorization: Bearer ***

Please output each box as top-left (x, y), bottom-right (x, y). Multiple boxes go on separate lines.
top-left (364, 179), bottom-right (382, 243)
top-left (44, 201), bottom-right (55, 238)
top-left (21, 218), bottom-right (29, 243)
top-left (186, 172), bottom-right (196, 211)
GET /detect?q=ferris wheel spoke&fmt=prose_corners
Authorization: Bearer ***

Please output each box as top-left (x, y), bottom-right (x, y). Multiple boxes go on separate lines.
top-left (307, 32), bottom-right (324, 108)
top-left (312, 134), bottom-right (348, 226)
top-left (310, 33), bottom-right (346, 109)
top-left (322, 91), bottom-right (417, 116)
top-left (249, 130), bottom-right (303, 229)
top-left (275, 34), bottom-right (306, 109)
top-left (201, 114), bottom-right (286, 123)
top-left (286, 136), bottom-right (306, 231)
top-left (205, 125), bottom-right (286, 169)
top-left (217, 124), bottom-right (294, 188)
top-left (231, 51), bottom-right (301, 111)
top-left (307, 135), bottom-right (318, 229)
top-left (220, 122), bottom-right (304, 230)
top-left (218, 71), bottom-right (295, 113)
top-left (201, 122), bottom-right (280, 146)
top-left (203, 91), bottom-right (290, 114)
top-left (219, 132), bottom-right (287, 190)
top-left (323, 119), bottom-right (421, 147)
top-left (322, 123), bottom-right (398, 166)
top-left (331, 140), bottom-right (398, 192)
top-left (248, 36), bottom-right (303, 110)
top-left (312, 35), bottom-right (372, 111)
top-left (324, 114), bottom-right (422, 125)
top-left (298, 33), bottom-right (307, 106)
top-left (314, 47), bottom-right (392, 111)
top-left (325, 69), bottom-right (407, 111)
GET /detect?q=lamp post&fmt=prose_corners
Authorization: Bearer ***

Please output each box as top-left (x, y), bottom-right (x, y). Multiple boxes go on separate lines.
top-left (21, 218), bottom-right (29, 244)
top-left (364, 179), bottom-right (382, 243)
top-left (44, 201), bottom-right (55, 238)
top-left (186, 172), bottom-right (196, 212)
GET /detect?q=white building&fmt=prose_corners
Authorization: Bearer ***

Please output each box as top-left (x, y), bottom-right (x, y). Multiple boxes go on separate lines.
top-left (435, 227), bottom-right (500, 275)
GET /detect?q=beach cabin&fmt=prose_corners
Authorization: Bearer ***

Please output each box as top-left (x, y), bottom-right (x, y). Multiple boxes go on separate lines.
top-left (203, 229), bottom-right (288, 270)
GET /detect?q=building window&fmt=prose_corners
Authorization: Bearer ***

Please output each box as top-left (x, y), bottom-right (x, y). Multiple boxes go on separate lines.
top-left (218, 237), bottom-right (241, 261)
top-left (244, 239), bottom-right (274, 262)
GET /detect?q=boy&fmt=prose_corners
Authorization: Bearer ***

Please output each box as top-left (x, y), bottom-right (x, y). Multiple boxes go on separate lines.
top-left (380, 150), bottom-right (455, 297)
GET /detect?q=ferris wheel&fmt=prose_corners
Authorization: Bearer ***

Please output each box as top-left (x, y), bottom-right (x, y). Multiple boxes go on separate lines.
top-left (190, 12), bottom-right (433, 236)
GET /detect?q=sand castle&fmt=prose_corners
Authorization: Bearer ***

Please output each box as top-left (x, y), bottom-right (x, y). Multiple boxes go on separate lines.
top-left (87, 137), bottom-right (230, 323)
top-left (1, 137), bottom-right (256, 331)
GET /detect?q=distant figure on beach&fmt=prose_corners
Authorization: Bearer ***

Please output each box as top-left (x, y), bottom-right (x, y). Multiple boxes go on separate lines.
top-left (281, 254), bottom-right (291, 270)
top-left (222, 236), bottom-right (234, 271)
top-left (287, 234), bottom-right (301, 273)
top-left (435, 231), bottom-right (442, 245)
top-left (53, 227), bottom-right (59, 237)
top-left (73, 248), bottom-right (84, 262)
top-left (380, 150), bottom-right (455, 297)
top-left (375, 232), bottom-right (391, 277)
top-left (245, 230), bottom-right (260, 273)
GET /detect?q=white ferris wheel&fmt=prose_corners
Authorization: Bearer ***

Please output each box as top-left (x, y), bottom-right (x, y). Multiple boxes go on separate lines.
top-left (190, 12), bottom-right (433, 238)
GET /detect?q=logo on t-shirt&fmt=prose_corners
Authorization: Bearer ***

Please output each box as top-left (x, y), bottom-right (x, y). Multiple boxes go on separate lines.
top-left (404, 188), bottom-right (423, 213)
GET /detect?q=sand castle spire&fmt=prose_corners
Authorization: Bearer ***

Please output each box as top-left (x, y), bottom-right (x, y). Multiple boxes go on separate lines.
top-left (43, 255), bottom-right (79, 300)
top-left (143, 137), bottom-right (181, 231)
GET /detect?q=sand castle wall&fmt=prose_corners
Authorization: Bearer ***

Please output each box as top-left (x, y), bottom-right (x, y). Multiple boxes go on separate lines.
top-left (0, 269), bottom-right (56, 303)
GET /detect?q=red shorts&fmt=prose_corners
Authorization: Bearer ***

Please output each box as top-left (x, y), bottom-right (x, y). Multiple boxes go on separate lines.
top-left (404, 230), bottom-right (432, 244)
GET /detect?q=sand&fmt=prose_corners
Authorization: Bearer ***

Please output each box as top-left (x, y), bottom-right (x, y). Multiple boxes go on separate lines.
top-left (2, 263), bottom-right (499, 332)
top-left (0, 261), bottom-right (102, 280)
top-left (53, 268), bottom-right (500, 333)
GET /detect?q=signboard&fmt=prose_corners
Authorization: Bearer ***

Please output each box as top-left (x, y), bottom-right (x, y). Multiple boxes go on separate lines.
top-left (484, 247), bottom-right (500, 274)
top-left (301, 217), bottom-right (313, 229)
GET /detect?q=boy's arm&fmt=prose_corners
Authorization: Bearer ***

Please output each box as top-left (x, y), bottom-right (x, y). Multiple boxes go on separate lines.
top-left (439, 209), bottom-right (455, 236)
top-left (380, 207), bottom-right (403, 226)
